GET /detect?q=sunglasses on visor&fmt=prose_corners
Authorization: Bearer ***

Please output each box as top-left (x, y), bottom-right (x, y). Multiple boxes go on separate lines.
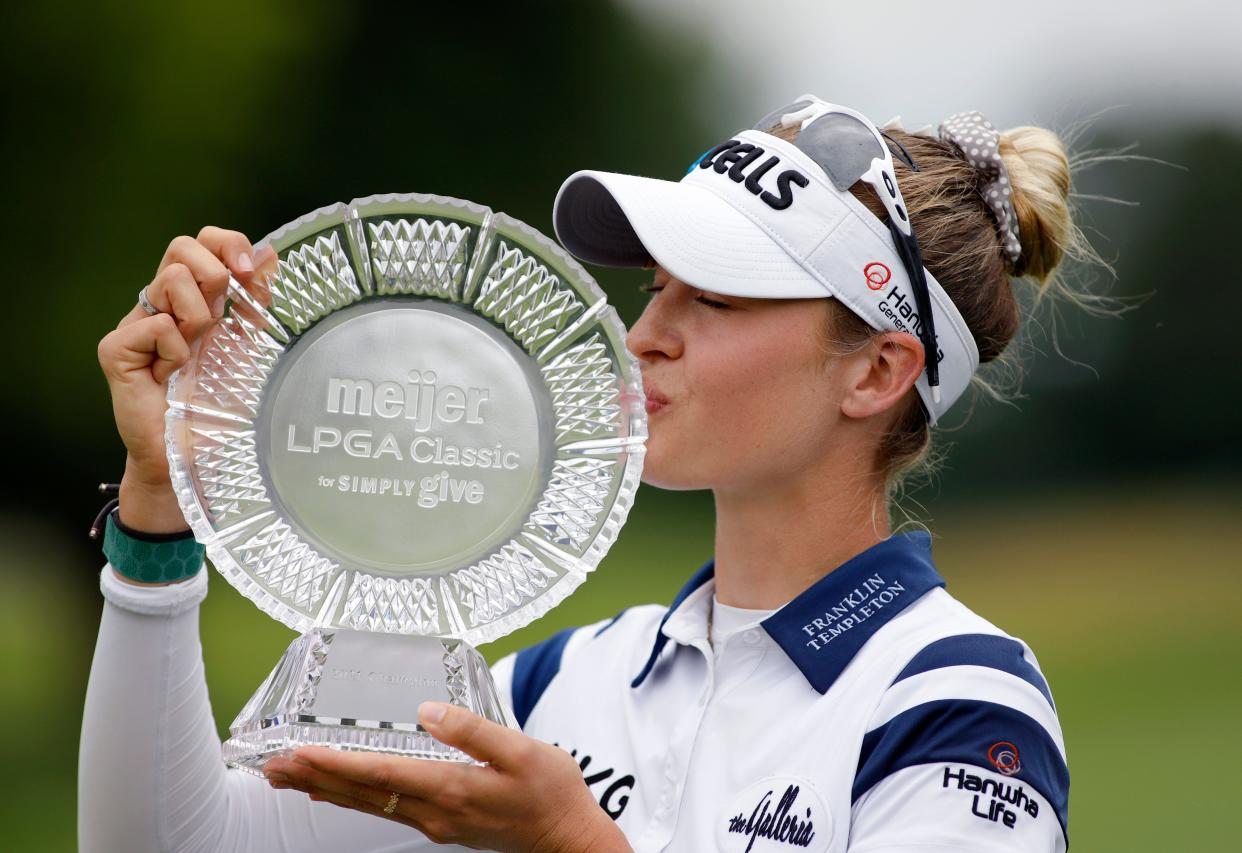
top-left (752, 96), bottom-right (942, 404)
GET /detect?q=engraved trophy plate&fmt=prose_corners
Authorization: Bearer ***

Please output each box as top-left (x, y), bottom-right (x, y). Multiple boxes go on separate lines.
top-left (164, 193), bottom-right (646, 772)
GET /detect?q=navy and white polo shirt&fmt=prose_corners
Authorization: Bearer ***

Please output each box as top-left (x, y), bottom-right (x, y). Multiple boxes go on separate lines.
top-left (489, 530), bottom-right (1069, 852)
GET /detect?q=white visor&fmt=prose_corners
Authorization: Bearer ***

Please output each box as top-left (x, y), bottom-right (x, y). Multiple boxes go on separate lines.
top-left (551, 128), bottom-right (979, 425)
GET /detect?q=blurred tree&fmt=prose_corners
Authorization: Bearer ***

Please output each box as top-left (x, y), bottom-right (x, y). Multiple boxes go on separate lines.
top-left (0, 0), bottom-right (715, 568)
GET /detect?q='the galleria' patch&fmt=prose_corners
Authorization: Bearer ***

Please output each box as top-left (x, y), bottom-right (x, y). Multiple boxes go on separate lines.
top-left (717, 775), bottom-right (832, 853)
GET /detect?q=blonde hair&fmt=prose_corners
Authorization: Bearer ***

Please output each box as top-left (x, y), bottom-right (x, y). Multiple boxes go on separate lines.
top-left (766, 117), bottom-right (1119, 520)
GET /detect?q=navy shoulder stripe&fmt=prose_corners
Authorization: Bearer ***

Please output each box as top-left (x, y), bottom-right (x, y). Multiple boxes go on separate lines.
top-left (511, 626), bottom-right (577, 729)
top-left (894, 633), bottom-right (1055, 709)
top-left (853, 698), bottom-right (1069, 841)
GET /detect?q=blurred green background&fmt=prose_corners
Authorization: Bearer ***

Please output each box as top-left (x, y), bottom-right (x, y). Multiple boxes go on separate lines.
top-left (1, 2), bottom-right (1238, 851)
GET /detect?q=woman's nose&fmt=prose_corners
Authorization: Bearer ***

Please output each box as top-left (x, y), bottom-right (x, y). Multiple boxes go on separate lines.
top-left (626, 298), bottom-right (683, 362)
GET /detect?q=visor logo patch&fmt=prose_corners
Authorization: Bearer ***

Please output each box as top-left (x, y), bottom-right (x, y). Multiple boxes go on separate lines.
top-left (864, 262), bottom-right (891, 290)
top-left (698, 138), bottom-right (809, 211)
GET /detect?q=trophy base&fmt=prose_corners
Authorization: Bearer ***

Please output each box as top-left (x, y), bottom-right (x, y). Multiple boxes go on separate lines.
top-left (223, 628), bottom-right (515, 776)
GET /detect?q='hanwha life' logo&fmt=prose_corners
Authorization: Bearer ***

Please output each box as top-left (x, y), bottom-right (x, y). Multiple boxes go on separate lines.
top-left (987, 742), bottom-right (1021, 776)
top-left (863, 262), bottom-right (891, 290)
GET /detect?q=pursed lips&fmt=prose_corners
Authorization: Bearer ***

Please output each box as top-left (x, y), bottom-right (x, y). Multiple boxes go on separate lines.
top-left (643, 380), bottom-right (670, 414)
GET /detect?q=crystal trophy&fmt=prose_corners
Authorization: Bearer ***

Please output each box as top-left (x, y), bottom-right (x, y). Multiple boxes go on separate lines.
top-left (164, 193), bottom-right (646, 773)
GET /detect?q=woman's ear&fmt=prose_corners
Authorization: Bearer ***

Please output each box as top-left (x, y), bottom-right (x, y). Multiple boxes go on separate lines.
top-left (839, 331), bottom-right (925, 420)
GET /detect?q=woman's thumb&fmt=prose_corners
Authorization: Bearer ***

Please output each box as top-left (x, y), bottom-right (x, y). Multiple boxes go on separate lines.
top-left (418, 701), bottom-right (518, 764)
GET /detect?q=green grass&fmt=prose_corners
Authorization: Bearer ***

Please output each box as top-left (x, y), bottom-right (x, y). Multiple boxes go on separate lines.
top-left (2, 480), bottom-right (1238, 851)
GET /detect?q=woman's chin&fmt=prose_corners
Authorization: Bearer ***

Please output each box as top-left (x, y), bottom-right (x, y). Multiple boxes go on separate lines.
top-left (638, 443), bottom-right (709, 491)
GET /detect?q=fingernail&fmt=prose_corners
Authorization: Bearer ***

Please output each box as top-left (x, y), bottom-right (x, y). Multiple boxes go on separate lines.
top-left (267, 772), bottom-right (288, 783)
top-left (419, 701), bottom-right (448, 725)
top-left (236, 252), bottom-right (254, 272)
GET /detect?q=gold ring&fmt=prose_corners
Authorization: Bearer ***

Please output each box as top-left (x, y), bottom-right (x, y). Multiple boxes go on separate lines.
top-left (383, 791), bottom-right (400, 814)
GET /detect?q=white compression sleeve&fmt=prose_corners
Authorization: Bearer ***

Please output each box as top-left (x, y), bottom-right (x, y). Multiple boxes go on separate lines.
top-left (78, 563), bottom-right (472, 853)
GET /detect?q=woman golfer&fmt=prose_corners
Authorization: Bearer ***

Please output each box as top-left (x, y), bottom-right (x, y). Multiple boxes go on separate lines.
top-left (82, 95), bottom-right (1080, 852)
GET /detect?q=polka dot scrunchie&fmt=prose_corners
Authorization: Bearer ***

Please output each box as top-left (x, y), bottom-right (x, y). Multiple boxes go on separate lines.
top-left (938, 110), bottom-right (1022, 265)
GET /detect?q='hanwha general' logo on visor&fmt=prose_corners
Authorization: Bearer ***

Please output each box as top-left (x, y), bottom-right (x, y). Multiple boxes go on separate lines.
top-left (864, 262), bottom-right (891, 290)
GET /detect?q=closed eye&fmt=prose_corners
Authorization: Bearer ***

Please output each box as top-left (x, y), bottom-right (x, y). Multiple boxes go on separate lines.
top-left (638, 283), bottom-right (730, 310)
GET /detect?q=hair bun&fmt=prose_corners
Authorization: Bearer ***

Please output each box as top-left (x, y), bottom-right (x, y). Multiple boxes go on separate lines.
top-left (997, 126), bottom-right (1072, 283)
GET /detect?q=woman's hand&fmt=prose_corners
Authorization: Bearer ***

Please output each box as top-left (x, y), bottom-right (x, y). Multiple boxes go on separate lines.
top-left (96, 228), bottom-right (275, 542)
top-left (263, 701), bottom-right (632, 853)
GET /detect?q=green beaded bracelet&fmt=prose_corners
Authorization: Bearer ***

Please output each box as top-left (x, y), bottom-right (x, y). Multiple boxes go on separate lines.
top-left (102, 508), bottom-right (205, 583)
